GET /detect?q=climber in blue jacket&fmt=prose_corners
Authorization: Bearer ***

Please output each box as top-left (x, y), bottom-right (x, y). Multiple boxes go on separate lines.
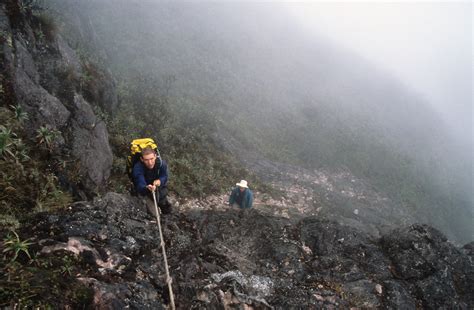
top-left (229, 180), bottom-right (253, 209)
top-left (132, 146), bottom-right (172, 215)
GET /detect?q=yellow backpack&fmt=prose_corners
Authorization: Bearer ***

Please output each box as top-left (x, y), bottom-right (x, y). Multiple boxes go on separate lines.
top-left (127, 138), bottom-right (161, 179)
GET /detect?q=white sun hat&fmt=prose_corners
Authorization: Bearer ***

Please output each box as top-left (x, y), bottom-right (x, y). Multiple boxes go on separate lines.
top-left (236, 180), bottom-right (248, 188)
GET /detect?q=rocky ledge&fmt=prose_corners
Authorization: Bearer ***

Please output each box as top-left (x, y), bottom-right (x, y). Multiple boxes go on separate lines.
top-left (26, 192), bottom-right (473, 309)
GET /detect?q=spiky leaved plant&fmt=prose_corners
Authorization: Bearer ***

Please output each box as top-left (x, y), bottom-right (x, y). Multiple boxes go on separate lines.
top-left (9, 105), bottom-right (28, 123)
top-left (36, 126), bottom-right (60, 151)
top-left (0, 125), bottom-right (15, 159)
top-left (2, 231), bottom-right (32, 263)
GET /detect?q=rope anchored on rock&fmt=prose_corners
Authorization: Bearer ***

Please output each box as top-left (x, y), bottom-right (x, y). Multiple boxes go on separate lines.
top-left (152, 190), bottom-right (176, 310)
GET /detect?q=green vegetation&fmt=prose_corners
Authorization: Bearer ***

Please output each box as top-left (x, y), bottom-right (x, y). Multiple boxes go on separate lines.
top-left (0, 107), bottom-right (72, 230)
top-left (9, 104), bottom-right (28, 122)
top-left (0, 125), bottom-right (15, 159)
top-left (35, 12), bottom-right (57, 41)
top-left (107, 75), bottom-right (266, 197)
top-left (2, 231), bottom-right (32, 262)
top-left (0, 105), bottom-right (81, 307)
top-left (0, 231), bottom-right (93, 308)
top-left (18, 0), bottom-right (42, 13)
top-left (36, 125), bottom-right (61, 151)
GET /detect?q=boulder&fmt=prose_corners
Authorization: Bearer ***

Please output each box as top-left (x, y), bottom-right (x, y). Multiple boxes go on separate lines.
top-left (380, 224), bottom-right (473, 308)
top-left (70, 94), bottom-right (112, 194)
top-left (14, 67), bottom-right (70, 135)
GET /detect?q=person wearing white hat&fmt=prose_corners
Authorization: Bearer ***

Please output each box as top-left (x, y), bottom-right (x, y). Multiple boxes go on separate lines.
top-left (229, 180), bottom-right (253, 209)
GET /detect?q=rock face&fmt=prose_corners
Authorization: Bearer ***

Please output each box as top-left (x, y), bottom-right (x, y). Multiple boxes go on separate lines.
top-left (69, 95), bottom-right (112, 193)
top-left (28, 193), bottom-right (473, 309)
top-left (381, 224), bottom-right (473, 309)
top-left (0, 2), bottom-right (115, 196)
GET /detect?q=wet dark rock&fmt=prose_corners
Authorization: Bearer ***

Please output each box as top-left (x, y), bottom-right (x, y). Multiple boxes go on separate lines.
top-left (381, 224), bottom-right (473, 308)
top-left (78, 278), bottom-right (130, 309)
top-left (300, 217), bottom-right (391, 280)
top-left (14, 67), bottom-right (70, 135)
top-left (381, 224), bottom-right (446, 280)
top-left (341, 279), bottom-right (380, 308)
top-left (69, 94), bottom-right (113, 194)
top-left (25, 193), bottom-right (473, 308)
top-left (382, 280), bottom-right (417, 309)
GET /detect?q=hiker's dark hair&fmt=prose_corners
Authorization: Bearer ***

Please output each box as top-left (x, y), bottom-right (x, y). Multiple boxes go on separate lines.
top-left (141, 146), bottom-right (156, 157)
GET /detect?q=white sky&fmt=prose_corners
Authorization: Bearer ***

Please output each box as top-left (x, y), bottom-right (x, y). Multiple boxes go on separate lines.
top-left (286, 1), bottom-right (472, 138)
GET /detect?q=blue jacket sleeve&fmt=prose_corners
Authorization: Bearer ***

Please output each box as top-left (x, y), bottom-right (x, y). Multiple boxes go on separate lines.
top-left (245, 190), bottom-right (253, 208)
top-left (158, 160), bottom-right (168, 186)
top-left (132, 162), bottom-right (148, 195)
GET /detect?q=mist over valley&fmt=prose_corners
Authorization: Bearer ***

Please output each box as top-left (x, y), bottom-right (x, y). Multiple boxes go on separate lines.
top-left (47, 0), bottom-right (472, 243)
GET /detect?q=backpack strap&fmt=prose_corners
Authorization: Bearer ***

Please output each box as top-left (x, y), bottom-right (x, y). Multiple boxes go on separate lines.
top-left (155, 156), bottom-right (163, 176)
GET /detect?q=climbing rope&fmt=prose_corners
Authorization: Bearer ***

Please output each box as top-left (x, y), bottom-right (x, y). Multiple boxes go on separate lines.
top-left (152, 190), bottom-right (176, 310)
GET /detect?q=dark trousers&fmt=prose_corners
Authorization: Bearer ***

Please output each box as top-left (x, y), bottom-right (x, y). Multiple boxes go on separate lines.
top-left (144, 186), bottom-right (172, 216)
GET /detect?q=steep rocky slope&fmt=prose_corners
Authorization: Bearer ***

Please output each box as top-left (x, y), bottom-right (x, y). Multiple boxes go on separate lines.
top-left (0, 1), bottom-right (115, 198)
top-left (50, 0), bottom-right (473, 244)
top-left (218, 138), bottom-right (418, 239)
top-left (26, 193), bottom-right (473, 308)
top-left (1, 2), bottom-right (472, 308)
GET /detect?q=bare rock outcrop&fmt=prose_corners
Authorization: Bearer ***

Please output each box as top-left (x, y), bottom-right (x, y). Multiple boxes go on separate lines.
top-left (381, 224), bottom-right (473, 308)
top-left (0, 2), bottom-right (115, 196)
top-left (27, 193), bottom-right (473, 309)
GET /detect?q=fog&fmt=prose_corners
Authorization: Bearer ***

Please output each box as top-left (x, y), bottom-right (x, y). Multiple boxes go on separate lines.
top-left (48, 0), bottom-right (472, 242)
top-left (288, 1), bottom-right (472, 143)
